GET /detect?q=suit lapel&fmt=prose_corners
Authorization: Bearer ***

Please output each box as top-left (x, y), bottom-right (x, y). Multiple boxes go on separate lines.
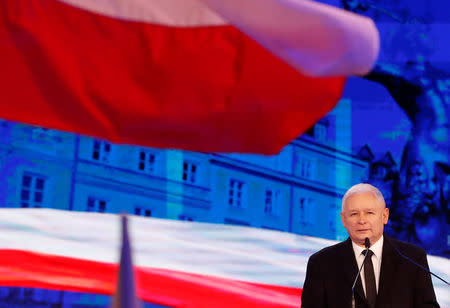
top-left (376, 235), bottom-right (400, 308)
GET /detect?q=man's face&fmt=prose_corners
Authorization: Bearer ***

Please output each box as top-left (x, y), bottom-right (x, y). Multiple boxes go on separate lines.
top-left (340, 192), bottom-right (389, 247)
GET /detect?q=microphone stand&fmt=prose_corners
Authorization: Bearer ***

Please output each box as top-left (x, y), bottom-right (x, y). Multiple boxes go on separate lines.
top-left (351, 238), bottom-right (371, 308)
top-left (393, 246), bottom-right (449, 286)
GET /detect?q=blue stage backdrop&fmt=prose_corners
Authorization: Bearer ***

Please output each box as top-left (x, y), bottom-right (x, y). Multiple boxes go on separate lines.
top-left (0, 0), bottom-right (448, 306)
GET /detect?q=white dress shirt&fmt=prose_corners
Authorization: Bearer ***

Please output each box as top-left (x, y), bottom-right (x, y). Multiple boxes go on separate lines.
top-left (351, 235), bottom-right (383, 296)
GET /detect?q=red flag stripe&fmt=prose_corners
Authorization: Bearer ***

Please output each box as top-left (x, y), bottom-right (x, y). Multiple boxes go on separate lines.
top-left (0, 249), bottom-right (302, 307)
top-left (0, 0), bottom-right (344, 154)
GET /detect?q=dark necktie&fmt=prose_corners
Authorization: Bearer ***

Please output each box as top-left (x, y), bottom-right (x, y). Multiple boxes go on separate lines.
top-left (362, 249), bottom-right (377, 308)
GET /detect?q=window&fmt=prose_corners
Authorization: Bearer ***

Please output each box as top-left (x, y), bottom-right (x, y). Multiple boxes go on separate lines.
top-left (92, 140), bottom-right (111, 162)
top-left (301, 159), bottom-right (312, 178)
top-left (7, 288), bottom-right (20, 299)
top-left (134, 207), bottom-right (152, 217)
top-left (299, 198), bottom-right (306, 223)
top-left (87, 197), bottom-right (108, 213)
top-left (178, 214), bottom-right (194, 221)
top-left (24, 288), bottom-right (34, 300)
top-left (224, 218), bottom-right (250, 226)
top-left (228, 179), bottom-right (245, 208)
top-left (182, 161), bottom-right (197, 184)
top-left (305, 122), bottom-right (327, 141)
top-left (138, 151), bottom-right (156, 173)
top-left (262, 225), bottom-right (282, 231)
top-left (20, 174), bottom-right (46, 208)
top-left (264, 188), bottom-right (280, 215)
top-left (31, 127), bottom-right (58, 142)
top-left (371, 165), bottom-right (386, 178)
top-left (314, 122), bottom-right (327, 142)
top-left (297, 157), bottom-right (316, 179)
top-left (299, 198), bottom-right (316, 225)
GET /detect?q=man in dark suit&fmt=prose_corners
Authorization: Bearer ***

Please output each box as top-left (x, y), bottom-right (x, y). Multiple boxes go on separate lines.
top-left (301, 183), bottom-right (439, 308)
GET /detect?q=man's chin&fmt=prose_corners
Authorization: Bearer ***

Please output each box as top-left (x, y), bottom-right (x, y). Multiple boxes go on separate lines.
top-left (352, 235), bottom-right (371, 246)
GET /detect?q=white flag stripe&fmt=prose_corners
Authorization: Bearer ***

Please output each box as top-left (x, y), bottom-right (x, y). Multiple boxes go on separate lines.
top-left (59, 0), bottom-right (226, 26)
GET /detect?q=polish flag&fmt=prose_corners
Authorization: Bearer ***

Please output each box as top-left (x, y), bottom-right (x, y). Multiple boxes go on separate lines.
top-left (0, 209), bottom-right (328, 307)
top-left (0, 0), bottom-right (379, 154)
top-left (0, 209), bottom-right (448, 307)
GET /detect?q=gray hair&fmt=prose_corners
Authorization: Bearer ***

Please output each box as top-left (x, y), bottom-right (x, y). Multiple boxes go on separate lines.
top-left (341, 183), bottom-right (385, 211)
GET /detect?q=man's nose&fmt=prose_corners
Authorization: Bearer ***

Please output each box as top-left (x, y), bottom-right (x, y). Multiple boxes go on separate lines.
top-left (358, 214), bottom-right (366, 224)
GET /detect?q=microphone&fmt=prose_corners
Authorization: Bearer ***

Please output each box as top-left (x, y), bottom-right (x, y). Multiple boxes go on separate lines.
top-left (364, 238), bottom-right (370, 249)
top-left (393, 246), bottom-right (449, 286)
top-left (351, 238), bottom-right (371, 308)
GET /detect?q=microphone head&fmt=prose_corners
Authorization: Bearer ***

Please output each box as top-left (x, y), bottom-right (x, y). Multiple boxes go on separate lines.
top-left (365, 237), bottom-right (370, 248)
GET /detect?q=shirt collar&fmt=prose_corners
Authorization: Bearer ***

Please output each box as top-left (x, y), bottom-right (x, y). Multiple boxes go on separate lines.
top-left (351, 235), bottom-right (384, 259)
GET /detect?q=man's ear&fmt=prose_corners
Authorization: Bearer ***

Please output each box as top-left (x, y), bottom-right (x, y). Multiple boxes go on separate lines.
top-left (383, 207), bottom-right (389, 225)
top-left (340, 211), bottom-right (346, 228)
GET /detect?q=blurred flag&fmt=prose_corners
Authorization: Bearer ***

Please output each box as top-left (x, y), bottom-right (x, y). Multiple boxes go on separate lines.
top-left (0, 209), bottom-right (448, 307)
top-left (0, 209), bottom-right (318, 307)
top-left (0, 0), bottom-right (378, 154)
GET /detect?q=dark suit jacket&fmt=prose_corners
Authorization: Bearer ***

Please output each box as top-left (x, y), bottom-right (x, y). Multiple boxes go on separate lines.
top-left (301, 235), bottom-right (439, 308)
